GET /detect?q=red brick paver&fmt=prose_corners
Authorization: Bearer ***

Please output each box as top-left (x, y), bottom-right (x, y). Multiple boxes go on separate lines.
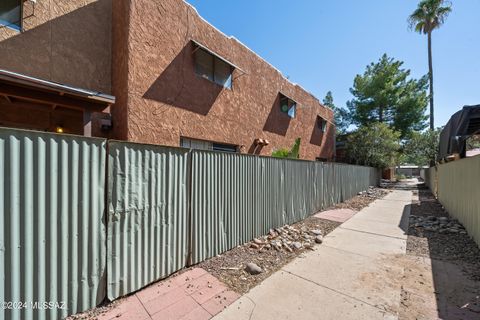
top-left (314, 208), bottom-right (357, 223)
top-left (95, 268), bottom-right (239, 320)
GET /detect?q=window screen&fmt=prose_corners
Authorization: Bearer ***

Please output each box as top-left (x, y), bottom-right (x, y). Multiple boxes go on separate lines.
top-left (212, 143), bottom-right (237, 153)
top-left (194, 47), bottom-right (233, 89)
top-left (214, 58), bottom-right (232, 89)
top-left (180, 137), bottom-right (237, 153)
top-left (195, 49), bottom-right (214, 82)
top-left (0, 0), bottom-right (22, 31)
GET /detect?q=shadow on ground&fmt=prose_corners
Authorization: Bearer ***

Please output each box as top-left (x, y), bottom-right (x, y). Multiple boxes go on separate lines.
top-left (394, 180), bottom-right (480, 319)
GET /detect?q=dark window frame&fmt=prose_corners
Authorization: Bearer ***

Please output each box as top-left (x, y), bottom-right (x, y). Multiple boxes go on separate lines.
top-left (0, 0), bottom-right (23, 32)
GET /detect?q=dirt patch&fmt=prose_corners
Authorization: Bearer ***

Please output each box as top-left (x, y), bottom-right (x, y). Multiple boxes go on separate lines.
top-left (407, 188), bottom-right (480, 280)
top-left (400, 185), bottom-right (480, 320)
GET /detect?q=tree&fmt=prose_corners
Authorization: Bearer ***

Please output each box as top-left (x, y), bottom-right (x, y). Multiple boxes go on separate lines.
top-left (322, 91), bottom-right (349, 134)
top-left (402, 129), bottom-right (440, 165)
top-left (347, 54), bottom-right (428, 138)
top-left (346, 123), bottom-right (401, 168)
top-left (409, 0), bottom-right (452, 130)
top-left (272, 138), bottom-right (301, 159)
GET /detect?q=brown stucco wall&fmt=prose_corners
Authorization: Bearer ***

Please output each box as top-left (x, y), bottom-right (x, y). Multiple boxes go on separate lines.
top-left (115, 0), bottom-right (334, 160)
top-left (0, 0), bottom-right (112, 94)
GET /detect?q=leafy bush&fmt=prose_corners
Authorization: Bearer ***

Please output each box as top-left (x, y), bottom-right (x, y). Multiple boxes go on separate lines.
top-left (346, 123), bottom-right (401, 168)
top-left (272, 138), bottom-right (301, 159)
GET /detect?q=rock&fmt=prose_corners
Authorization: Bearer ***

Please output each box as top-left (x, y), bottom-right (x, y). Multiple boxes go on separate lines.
top-left (253, 238), bottom-right (263, 245)
top-left (250, 243), bottom-right (260, 249)
top-left (285, 245), bottom-right (293, 253)
top-left (315, 235), bottom-right (323, 244)
top-left (245, 263), bottom-right (263, 275)
top-left (292, 242), bottom-right (302, 250)
top-left (449, 228), bottom-right (459, 233)
top-left (310, 229), bottom-right (323, 236)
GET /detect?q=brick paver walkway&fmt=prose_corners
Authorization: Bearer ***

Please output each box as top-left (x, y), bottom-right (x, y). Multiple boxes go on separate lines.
top-left (314, 208), bottom-right (357, 223)
top-left (97, 268), bottom-right (239, 320)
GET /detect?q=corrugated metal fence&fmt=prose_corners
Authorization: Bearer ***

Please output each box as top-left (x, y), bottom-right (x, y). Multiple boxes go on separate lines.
top-left (0, 128), bottom-right (106, 320)
top-left (190, 151), bottom-right (379, 263)
top-left (107, 142), bottom-right (190, 300)
top-left (426, 158), bottom-right (480, 247)
top-left (0, 128), bottom-right (379, 319)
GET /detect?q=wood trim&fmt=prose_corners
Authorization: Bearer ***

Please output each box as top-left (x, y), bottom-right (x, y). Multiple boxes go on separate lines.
top-left (0, 82), bottom-right (109, 111)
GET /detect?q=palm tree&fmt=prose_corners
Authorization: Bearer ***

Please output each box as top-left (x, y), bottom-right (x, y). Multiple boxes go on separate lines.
top-left (408, 0), bottom-right (451, 130)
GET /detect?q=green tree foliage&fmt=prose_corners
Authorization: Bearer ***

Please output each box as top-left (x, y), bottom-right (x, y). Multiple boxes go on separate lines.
top-left (402, 129), bottom-right (440, 165)
top-left (272, 138), bottom-right (301, 159)
top-left (409, 0), bottom-right (452, 130)
top-left (322, 91), bottom-right (350, 134)
top-left (346, 123), bottom-right (401, 168)
top-left (347, 54), bottom-right (429, 138)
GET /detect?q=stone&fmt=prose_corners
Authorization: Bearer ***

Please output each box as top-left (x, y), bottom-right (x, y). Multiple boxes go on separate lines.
top-left (269, 229), bottom-right (277, 237)
top-left (245, 263), bottom-right (263, 275)
top-left (250, 243), bottom-right (260, 249)
top-left (285, 246), bottom-right (293, 253)
top-left (292, 242), bottom-right (302, 250)
top-left (253, 238), bottom-right (263, 245)
top-left (310, 229), bottom-right (323, 236)
top-left (315, 235), bottom-right (323, 244)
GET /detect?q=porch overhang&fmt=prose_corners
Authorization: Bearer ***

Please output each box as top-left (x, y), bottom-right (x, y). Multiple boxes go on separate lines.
top-left (0, 69), bottom-right (115, 136)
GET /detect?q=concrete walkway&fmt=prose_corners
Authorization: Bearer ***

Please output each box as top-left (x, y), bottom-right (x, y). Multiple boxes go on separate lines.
top-left (214, 190), bottom-right (411, 320)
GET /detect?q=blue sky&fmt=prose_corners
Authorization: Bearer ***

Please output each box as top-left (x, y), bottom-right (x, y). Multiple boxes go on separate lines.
top-left (186, 0), bottom-right (480, 128)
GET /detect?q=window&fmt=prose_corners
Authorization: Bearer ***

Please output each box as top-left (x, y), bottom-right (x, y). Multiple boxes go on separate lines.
top-left (317, 116), bottom-right (327, 132)
top-left (180, 137), bottom-right (238, 153)
top-left (0, 0), bottom-right (22, 31)
top-left (279, 94), bottom-right (296, 118)
top-left (194, 48), bottom-right (233, 89)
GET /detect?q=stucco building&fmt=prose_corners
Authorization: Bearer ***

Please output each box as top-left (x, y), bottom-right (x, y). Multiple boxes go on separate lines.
top-left (0, 0), bottom-right (334, 160)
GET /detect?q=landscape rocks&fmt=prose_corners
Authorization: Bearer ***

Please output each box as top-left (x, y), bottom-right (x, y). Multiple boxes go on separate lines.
top-left (197, 189), bottom-right (386, 295)
top-left (315, 235), bottom-right (324, 244)
top-left (409, 215), bottom-right (467, 234)
top-left (357, 186), bottom-right (386, 199)
top-left (245, 223), bottom-right (324, 254)
top-left (245, 263), bottom-right (263, 275)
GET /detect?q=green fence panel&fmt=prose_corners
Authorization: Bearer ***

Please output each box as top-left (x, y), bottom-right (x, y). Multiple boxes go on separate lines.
top-left (106, 142), bottom-right (189, 300)
top-left (0, 128), bottom-right (106, 320)
top-left (436, 158), bottom-right (480, 247)
top-left (190, 150), bottom-right (379, 264)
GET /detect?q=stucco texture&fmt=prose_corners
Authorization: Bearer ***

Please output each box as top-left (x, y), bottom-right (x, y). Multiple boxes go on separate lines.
top-left (0, 0), bottom-right (112, 94)
top-left (116, 0), bottom-right (334, 160)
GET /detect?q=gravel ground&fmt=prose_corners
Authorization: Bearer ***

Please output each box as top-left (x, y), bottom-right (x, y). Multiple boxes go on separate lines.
top-left (197, 217), bottom-right (340, 294)
top-left (329, 187), bottom-right (389, 211)
top-left (407, 188), bottom-right (480, 281)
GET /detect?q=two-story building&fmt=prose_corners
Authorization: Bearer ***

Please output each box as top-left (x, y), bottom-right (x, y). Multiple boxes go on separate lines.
top-left (0, 0), bottom-right (334, 160)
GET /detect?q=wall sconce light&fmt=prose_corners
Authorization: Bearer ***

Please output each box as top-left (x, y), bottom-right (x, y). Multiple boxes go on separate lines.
top-left (101, 115), bottom-right (113, 131)
top-left (56, 126), bottom-right (64, 133)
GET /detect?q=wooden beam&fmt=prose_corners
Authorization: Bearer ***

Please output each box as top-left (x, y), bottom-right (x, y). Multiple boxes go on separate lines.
top-left (83, 111), bottom-right (92, 137)
top-left (0, 82), bottom-right (109, 111)
top-left (2, 94), bottom-right (11, 103)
